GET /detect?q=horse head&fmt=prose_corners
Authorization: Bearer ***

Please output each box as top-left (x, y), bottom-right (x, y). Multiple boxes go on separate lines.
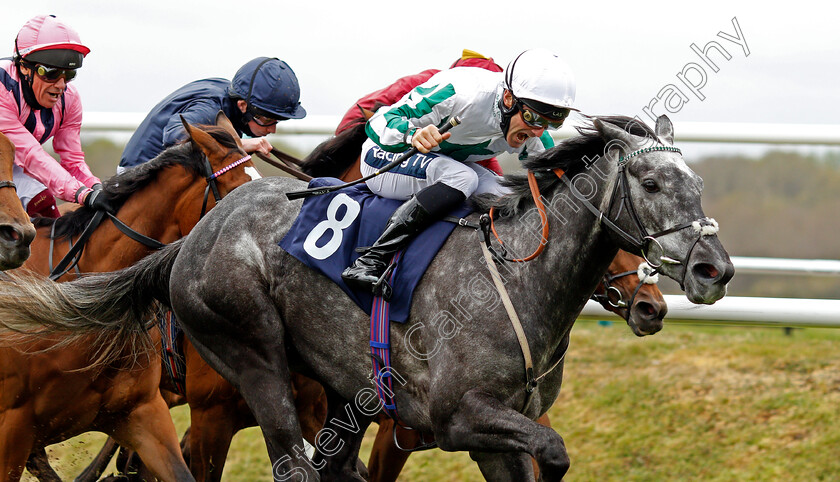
top-left (594, 115), bottom-right (734, 304)
top-left (0, 133), bottom-right (35, 270)
top-left (177, 113), bottom-right (260, 224)
top-left (592, 250), bottom-right (667, 336)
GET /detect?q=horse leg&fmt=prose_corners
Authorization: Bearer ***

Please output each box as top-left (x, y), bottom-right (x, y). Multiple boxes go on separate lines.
top-left (188, 403), bottom-right (237, 482)
top-left (311, 387), bottom-right (372, 481)
top-left (433, 389), bottom-right (569, 481)
top-left (533, 413), bottom-right (551, 479)
top-left (109, 396), bottom-right (194, 482)
top-left (73, 437), bottom-right (120, 482)
top-left (367, 416), bottom-right (420, 482)
top-left (470, 451), bottom-right (536, 482)
top-left (25, 447), bottom-right (61, 482)
top-left (172, 295), bottom-right (319, 481)
top-left (290, 373), bottom-right (327, 444)
top-left (0, 411), bottom-right (36, 482)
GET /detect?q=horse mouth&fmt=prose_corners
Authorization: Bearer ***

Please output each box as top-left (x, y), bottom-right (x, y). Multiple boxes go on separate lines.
top-left (627, 300), bottom-right (666, 336)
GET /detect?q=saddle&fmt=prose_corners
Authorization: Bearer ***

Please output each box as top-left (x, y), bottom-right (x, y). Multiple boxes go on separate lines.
top-left (279, 177), bottom-right (471, 322)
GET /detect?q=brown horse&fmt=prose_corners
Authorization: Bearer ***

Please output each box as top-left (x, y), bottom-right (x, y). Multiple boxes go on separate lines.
top-left (0, 116), bottom-right (256, 481)
top-left (366, 248), bottom-right (667, 481)
top-left (0, 132), bottom-right (36, 271)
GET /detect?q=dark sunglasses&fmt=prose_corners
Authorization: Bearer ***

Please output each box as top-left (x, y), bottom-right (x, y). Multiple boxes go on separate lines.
top-left (519, 103), bottom-right (569, 131)
top-left (31, 64), bottom-right (77, 83)
top-left (252, 114), bottom-right (279, 127)
top-left (247, 105), bottom-right (281, 127)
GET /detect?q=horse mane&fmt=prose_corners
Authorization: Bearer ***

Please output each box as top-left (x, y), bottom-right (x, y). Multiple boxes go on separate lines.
top-left (471, 115), bottom-right (658, 216)
top-left (298, 121), bottom-right (368, 178)
top-left (34, 126), bottom-right (239, 240)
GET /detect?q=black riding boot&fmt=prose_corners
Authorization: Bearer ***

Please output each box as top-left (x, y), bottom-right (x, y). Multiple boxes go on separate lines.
top-left (341, 182), bottom-right (465, 294)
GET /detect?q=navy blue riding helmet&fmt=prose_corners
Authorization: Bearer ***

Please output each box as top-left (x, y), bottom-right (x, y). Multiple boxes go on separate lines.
top-left (231, 57), bottom-right (306, 121)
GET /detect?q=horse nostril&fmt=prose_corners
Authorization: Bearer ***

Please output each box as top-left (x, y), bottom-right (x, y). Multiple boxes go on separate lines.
top-left (633, 300), bottom-right (668, 321)
top-left (0, 225), bottom-right (20, 244)
top-left (636, 301), bottom-right (656, 318)
top-left (692, 263), bottom-right (719, 280)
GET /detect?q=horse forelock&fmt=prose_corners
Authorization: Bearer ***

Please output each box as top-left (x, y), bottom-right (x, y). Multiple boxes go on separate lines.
top-left (47, 129), bottom-right (237, 240)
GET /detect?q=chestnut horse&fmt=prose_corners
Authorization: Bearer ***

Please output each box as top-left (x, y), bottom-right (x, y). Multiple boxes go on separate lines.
top-left (0, 116), bottom-right (256, 481)
top-left (0, 132), bottom-right (36, 270)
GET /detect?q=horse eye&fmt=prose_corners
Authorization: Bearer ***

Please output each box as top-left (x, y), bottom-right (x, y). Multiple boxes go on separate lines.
top-left (642, 179), bottom-right (659, 193)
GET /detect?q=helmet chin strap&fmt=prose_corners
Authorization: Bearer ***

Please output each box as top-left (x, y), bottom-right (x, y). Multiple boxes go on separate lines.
top-left (18, 65), bottom-right (44, 110)
top-left (498, 92), bottom-right (518, 137)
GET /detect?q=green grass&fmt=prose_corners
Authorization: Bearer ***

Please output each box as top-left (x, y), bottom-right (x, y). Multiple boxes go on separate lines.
top-left (26, 321), bottom-right (840, 481)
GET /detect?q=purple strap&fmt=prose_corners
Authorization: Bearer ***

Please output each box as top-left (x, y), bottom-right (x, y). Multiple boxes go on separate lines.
top-left (369, 250), bottom-right (404, 419)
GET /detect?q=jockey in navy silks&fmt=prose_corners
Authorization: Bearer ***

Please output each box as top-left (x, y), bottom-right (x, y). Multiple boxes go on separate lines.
top-left (341, 48), bottom-right (579, 293)
top-left (119, 57), bottom-right (306, 172)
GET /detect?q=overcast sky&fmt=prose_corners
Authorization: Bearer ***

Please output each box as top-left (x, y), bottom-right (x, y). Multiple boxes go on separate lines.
top-left (3, 1), bottom-right (838, 138)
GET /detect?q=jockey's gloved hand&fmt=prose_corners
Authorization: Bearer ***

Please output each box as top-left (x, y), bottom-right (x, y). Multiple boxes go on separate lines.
top-left (83, 186), bottom-right (116, 214)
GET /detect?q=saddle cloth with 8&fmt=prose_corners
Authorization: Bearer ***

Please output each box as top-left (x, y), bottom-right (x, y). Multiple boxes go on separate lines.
top-left (279, 177), bottom-right (471, 322)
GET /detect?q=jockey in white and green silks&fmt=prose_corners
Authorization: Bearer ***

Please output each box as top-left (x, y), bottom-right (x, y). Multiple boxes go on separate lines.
top-left (342, 48), bottom-right (579, 295)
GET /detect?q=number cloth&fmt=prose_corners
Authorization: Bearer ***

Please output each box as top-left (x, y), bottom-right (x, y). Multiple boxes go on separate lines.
top-left (279, 177), bottom-right (470, 322)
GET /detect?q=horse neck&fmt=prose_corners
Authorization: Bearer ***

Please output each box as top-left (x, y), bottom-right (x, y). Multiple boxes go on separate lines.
top-left (490, 165), bottom-right (620, 366)
top-left (81, 166), bottom-right (200, 270)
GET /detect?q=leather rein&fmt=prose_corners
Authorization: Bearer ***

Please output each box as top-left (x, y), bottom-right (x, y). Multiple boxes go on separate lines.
top-left (48, 153), bottom-right (250, 280)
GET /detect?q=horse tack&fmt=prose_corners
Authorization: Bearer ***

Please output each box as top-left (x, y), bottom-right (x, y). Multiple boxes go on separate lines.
top-left (592, 262), bottom-right (659, 310)
top-left (48, 153), bottom-right (252, 280)
top-left (488, 170), bottom-right (557, 262)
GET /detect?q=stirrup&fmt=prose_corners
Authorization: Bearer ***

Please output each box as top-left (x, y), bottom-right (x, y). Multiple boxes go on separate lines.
top-left (372, 262), bottom-right (396, 301)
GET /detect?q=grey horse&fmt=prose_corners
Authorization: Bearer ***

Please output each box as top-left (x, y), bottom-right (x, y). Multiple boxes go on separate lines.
top-left (0, 115), bottom-right (733, 481)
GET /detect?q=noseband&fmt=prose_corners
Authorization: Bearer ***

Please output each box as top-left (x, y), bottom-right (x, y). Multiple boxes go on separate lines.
top-left (0, 181), bottom-right (16, 191)
top-left (591, 262), bottom-right (659, 312)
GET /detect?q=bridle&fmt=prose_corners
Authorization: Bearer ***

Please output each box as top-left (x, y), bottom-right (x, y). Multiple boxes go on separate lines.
top-left (200, 153), bottom-right (252, 217)
top-left (559, 145), bottom-right (719, 285)
top-left (0, 180), bottom-right (16, 191)
top-left (48, 152), bottom-right (251, 280)
top-left (591, 262), bottom-right (659, 312)
top-left (480, 142), bottom-right (719, 414)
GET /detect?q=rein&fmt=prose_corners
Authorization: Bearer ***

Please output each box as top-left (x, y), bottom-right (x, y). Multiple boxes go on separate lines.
top-left (488, 170), bottom-right (554, 262)
top-left (49, 152), bottom-right (251, 280)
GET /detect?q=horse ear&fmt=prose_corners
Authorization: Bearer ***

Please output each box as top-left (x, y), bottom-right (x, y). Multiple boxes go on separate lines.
top-left (215, 111), bottom-right (243, 149)
top-left (655, 115), bottom-right (674, 145)
top-left (361, 107), bottom-right (375, 120)
top-left (181, 115), bottom-right (224, 160)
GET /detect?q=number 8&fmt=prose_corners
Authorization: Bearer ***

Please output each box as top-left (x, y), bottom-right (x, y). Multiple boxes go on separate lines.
top-left (303, 193), bottom-right (361, 260)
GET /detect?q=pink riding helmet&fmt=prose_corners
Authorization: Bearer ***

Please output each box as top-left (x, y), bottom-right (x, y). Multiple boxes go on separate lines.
top-left (14, 15), bottom-right (90, 69)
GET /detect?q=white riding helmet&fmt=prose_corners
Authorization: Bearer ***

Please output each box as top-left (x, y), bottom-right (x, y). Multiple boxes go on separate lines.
top-left (504, 48), bottom-right (578, 114)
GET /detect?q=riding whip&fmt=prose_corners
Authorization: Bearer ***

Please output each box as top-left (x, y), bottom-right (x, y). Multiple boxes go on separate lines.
top-left (285, 116), bottom-right (461, 200)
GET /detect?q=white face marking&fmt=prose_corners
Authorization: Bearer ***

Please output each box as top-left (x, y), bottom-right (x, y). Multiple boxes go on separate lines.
top-left (244, 166), bottom-right (262, 180)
